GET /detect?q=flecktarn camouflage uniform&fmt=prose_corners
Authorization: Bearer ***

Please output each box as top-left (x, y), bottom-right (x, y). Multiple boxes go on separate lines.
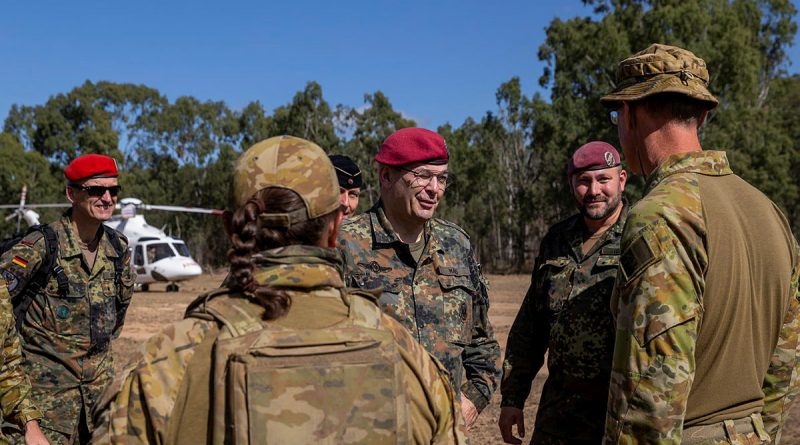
top-left (338, 203), bottom-right (501, 412)
top-left (604, 151), bottom-right (800, 444)
top-left (0, 211), bottom-right (134, 444)
top-left (502, 207), bottom-right (626, 444)
top-left (91, 246), bottom-right (467, 445)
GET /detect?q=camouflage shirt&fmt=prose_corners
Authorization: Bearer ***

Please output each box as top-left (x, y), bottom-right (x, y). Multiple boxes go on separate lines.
top-left (0, 290), bottom-right (42, 436)
top-left (91, 245), bottom-right (467, 445)
top-left (337, 203), bottom-right (501, 412)
top-left (0, 211), bottom-right (135, 439)
top-left (501, 207), bottom-right (625, 442)
top-left (604, 151), bottom-right (800, 444)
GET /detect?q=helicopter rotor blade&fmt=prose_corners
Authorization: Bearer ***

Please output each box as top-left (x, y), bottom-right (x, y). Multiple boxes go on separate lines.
top-left (136, 204), bottom-right (224, 215)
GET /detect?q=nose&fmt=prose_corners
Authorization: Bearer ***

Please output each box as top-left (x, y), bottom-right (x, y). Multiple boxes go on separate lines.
top-left (587, 180), bottom-right (602, 196)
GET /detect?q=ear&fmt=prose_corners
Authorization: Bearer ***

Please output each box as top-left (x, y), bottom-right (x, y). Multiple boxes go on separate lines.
top-left (697, 109), bottom-right (709, 128)
top-left (618, 168), bottom-right (628, 191)
top-left (65, 186), bottom-right (76, 204)
top-left (378, 165), bottom-right (393, 188)
top-left (324, 210), bottom-right (344, 248)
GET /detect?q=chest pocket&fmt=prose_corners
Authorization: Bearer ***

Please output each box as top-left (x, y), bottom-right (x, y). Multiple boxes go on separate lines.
top-left (536, 257), bottom-right (574, 313)
top-left (437, 266), bottom-right (474, 344)
top-left (41, 277), bottom-right (87, 336)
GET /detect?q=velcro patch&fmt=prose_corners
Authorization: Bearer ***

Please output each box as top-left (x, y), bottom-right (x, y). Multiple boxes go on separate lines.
top-left (1, 269), bottom-right (19, 292)
top-left (619, 224), bottom-right (664, 283)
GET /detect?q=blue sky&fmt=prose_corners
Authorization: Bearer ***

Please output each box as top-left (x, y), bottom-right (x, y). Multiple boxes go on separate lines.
top-left (1, 1), bottom-right (798, 130)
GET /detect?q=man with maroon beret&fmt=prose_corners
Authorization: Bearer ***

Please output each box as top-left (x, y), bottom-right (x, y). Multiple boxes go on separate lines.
top-left (0, 154), bottom-right (135, 444)
top-left (499, 141), bottom-right (627, 445)
top-left (337, 127), bottom-right (501, 430)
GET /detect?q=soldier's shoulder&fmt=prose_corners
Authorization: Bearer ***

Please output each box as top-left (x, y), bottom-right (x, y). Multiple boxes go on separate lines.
top-left (545, 214), bottom-right (582, 238)
top-left (340, 213), bottom-right (371, 237)
top-left (628, 176), bottom-right (702, 231)
top-left (138, 316), bottom-right (216, 366)
top-left (432, 218), bottom-right (471, 243)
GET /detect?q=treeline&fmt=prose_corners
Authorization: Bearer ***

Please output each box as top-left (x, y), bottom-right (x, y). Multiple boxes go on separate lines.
top-left (1, 0), bottom-right (798, 272)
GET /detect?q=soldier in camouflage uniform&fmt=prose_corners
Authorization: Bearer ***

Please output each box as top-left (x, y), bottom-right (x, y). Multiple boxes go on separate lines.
top-left (0, 290), bottom-right (46, 444)
top-left (0, 154), bottom-right (135, 444)
top-left (498, 142), bottom-right (628, 445)
top-left (338, 127), bottom-right (502, 429)
top-left (91, 135), bottom-right (467, 445)
top-left (601, 44), bottom-right (800, 444)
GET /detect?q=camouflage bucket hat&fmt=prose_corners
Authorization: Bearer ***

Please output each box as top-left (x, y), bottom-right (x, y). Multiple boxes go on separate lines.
top-left (600, 43), bottom-right (718, 109)
top-left (232, 135), bottom-right (340, 227)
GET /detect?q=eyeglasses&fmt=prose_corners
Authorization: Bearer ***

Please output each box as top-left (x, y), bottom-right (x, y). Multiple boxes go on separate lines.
top-left (609, 110), bottom-right (619, 126)
top-left (71, 185), bottom-right (122, 197)
top-left (394, 166), bottom-right (451, 189)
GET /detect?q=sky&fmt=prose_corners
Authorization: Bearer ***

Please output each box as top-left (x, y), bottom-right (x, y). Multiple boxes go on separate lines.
top-left (1, 1), bottom-right (798, 130)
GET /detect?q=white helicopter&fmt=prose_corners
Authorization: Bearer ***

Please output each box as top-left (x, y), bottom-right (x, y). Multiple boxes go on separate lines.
top-left (1, 187), bottom-right (223, 292)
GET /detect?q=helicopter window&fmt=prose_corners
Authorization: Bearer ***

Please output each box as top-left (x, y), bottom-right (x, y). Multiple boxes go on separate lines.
top-left (173, 242), bottom-right (191, 257)
top-left (145, 243), bottom-right (176, 263)
top-left (134, 246), bottom-right (144, 266)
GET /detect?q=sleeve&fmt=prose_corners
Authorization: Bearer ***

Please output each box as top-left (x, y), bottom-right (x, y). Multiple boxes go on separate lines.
top-left (91, 319), bottom-right (214, 445)
top-left (500, 253), bottom-right (549, 409)
top-left (113, 240), bottom-right (136, 338)
top-left (0, 286), bottom-right (42, 427)
top-left (760, 239), bottom-right (800, 442)
top-left (0, 234), bottom-right (46, 302)
top-left (460, 247), bottom-right (502, 413)
top-left (603, 219), bottom-right (704, 444)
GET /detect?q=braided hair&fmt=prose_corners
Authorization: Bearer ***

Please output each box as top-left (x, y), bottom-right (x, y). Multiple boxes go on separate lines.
top-left (228, 187), bottom-right (337, 320)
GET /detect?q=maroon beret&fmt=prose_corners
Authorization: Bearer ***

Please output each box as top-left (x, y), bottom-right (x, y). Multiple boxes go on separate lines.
top-left (64, 154), bottom-right (119, 182)
top-left (375, 128), bottom-right (449, 166)
top-left (567, 142), bottom-right (621, 177)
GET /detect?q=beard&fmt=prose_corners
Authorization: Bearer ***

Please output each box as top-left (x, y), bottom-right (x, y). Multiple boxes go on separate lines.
top-left (577, 193), bottom-right (622, 221)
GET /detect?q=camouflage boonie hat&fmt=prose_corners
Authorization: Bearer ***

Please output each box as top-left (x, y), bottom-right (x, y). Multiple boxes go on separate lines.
top-left (601, 43), bottom-right (718, 109)
top-left (232, 135), bottom-right (340, 227)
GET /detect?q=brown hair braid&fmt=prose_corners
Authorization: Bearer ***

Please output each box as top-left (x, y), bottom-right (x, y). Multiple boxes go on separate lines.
top-left (228, 187), bottom-right (337, 320)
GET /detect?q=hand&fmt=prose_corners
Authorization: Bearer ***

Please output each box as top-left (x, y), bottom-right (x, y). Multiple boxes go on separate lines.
top-left (498, 406), bottom-right (525, 444)
top-left (460, 395), bottom-right (479, 430)
top-left (24, 420), bottom-right (49, 445)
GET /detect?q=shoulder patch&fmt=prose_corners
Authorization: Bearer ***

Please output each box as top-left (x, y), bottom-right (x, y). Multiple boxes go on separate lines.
top-left (1, 269), bottom-right (19, 291)
top-left (619, 223), bottom-right (664, 283)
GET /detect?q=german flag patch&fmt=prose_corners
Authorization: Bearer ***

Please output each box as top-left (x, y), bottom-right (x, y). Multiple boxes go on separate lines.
top-left (11, 257), bottom-right (28, 268)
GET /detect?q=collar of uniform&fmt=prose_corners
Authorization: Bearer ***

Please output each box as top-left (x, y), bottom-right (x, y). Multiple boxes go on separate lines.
top-left (645, 150), bottom-right (732, 194)
top-left (57, 211), bottom-right (121, 260)
top-left (251, 245), bottom-right (345, 289)
top-left (370, 202), bottom-right (405, 245)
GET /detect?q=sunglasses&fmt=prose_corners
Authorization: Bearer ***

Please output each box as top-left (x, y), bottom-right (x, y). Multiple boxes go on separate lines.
top-left (72, 185), bottom-right (122, 197)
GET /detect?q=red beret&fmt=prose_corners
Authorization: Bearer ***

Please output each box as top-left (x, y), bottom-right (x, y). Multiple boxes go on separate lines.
top-left (375, 128), bottom-right (449, 166)
top-left (64, 154), bottom-right (119, 182)
top-left (567, 142), bottom-right (621, 177)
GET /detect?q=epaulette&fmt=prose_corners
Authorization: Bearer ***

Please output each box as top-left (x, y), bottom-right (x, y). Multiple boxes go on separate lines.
top-left (433, 218), bottom-right (470, 240)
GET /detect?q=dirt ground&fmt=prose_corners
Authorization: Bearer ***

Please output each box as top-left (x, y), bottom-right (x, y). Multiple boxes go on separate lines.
top-left (112, 273), bottom-right (800, 444)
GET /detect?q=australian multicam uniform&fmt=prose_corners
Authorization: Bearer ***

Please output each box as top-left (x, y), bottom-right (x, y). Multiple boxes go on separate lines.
top-left (0, 212), bottom-right (134, 443)
top-left (502, 208), bottom-right (625, 444)
top-left (91, 246), bottom-right (467, 445)
top-left (0, 291), bottom-right (42, 443)
top-left (338, 203), bottom-right (501, 412)
top-left (604, 151), bottom-right (800, 444)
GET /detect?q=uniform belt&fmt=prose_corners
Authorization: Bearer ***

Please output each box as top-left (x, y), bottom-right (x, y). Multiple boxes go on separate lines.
top-left (682, 413), bottom-right (770, 444)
